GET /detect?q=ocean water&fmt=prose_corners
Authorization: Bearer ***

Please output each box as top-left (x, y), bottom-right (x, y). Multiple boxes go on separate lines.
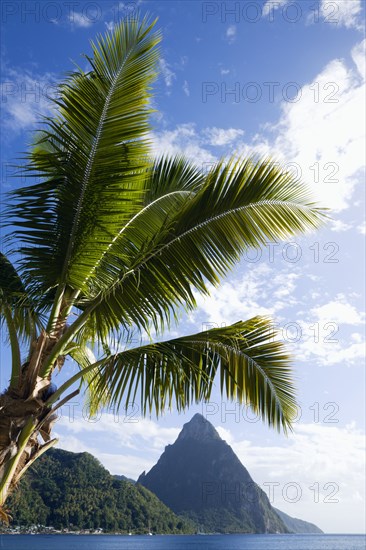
top-left (0, 534), bottom-right (365, 550)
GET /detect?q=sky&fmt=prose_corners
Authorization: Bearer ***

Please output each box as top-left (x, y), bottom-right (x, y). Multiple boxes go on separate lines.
top-left (1, 0), bottom-right (365, 535)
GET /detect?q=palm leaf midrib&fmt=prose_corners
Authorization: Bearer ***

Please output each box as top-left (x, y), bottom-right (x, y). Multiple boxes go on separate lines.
top-left (60, 40), bottom-right (136, 283)
top-left (81, 188), bottom-right (195, 288)
top-left (178, 337), bottom-right (289, 409)
top-left (92, 198), bottom-right (320, 298)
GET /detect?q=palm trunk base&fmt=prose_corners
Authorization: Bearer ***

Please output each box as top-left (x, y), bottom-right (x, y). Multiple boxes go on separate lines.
top-left (0, 391), bottom-right (57, 512)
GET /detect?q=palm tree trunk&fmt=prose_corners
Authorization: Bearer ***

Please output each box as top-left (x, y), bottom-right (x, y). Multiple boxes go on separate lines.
top-left (0, 385), bottom-right (79, 518)
top-left (0, 387), bottom-right (54, 505)
top-left (0, 330), bottom-right (72, 517)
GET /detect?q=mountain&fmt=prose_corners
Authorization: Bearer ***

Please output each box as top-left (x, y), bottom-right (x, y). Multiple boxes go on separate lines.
top-left (6, 417), bottom-right (323, 535)
top-left (138, 413), bottom-right (322, 534)
top-left (274, 508), bottom-right (323, 534)
top-left (138, 414), bottom-right (285, 533)
top-left (7, 448), bottom-right (193, 534)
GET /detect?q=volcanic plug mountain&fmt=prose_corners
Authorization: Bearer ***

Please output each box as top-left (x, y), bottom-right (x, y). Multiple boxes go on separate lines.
top-left (138, 413), bottom-right (287, 533)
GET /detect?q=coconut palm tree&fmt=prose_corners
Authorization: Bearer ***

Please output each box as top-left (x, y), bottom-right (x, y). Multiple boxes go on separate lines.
top-left (0, 16), bottom-right (325, 515)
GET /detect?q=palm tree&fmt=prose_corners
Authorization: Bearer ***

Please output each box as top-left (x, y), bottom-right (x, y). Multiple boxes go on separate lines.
top-left (0, 16), bottom-right (325, 515)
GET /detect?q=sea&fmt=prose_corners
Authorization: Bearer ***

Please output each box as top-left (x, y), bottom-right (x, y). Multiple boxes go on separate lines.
top-left (0, 534), bottom-right (365, 550)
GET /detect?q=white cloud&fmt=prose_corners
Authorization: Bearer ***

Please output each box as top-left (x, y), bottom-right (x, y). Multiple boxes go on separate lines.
top-left (289, 294), bottom-right (366, 366)
top-left (179, 56), bottom-right (189, 68)
top-left (151, 123), bottom-right (216, 167)
top-left (187, 261), bottom-right (365, 368)
top-left (357, 221), bottom-right (366, 234)
top-left (190, 264), bottom-right (300, 327)
top-left (1, 69), bottom-right (59, 134)
top-left (226, 422), bottom-right (366, 533)
top-left (56, 436), bottom-right (154, 479)
top-left (183, 80), bottom-right (190, 97)
top-left (68, 12), bottom-right (95, 28)
top-left (216, 426), bottom-right (234, 444)
top-left (152, 40), bottom-right (365, 215)
top-left (105, 20), bottom-right (115, 32)
top-left (159, 58), bottom-right (176, 90)
top-left (151, 123), bottom-right (247, 164)
top-left (264, 0), bottom-right (364, 30)
top-left (301, 339), bottom-right (365, 366)
top-left (56, 414), bottom-right (181, 478)
top-left (352, 38), bottom-right (366, 76)
top-left (204, 127), bottom-right (245, 146)
top-left (351, 332), bottom-right (363, 343)
top-left (320, 0), bottom-right (364, 30)
top-left (277, 54), bottom-right (364, 211)
top-left (330, 219), bottom-right (353, 232)
top-left (311, 295), bottom-right (365, 326)
top-left (262, 0), bottom-right (289, 17)
top-left (237, 39), bottom-right (366, 214)
top-left (226, 25), bottom-right (237, 43)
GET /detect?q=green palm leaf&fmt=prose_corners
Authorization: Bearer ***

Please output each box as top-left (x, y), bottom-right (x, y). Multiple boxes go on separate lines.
top-left (0, 253), bottom-right (40, 340)
top-left (4, 16), bottom-right (161, 296)
top-left (0, 253), bottom-right (41, 386)
top-left (82, 155), bottom-right (204, 297)
top-left (69, 344), bottom-right (110, 414)
top-left (80, 317), bottom-right (296, 432)
top-left (72, 157), bottom-right (326, 341)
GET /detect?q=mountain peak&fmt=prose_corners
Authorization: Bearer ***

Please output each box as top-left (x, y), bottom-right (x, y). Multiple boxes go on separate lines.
top-left (138, 413), bottom-right (322, 534)
top-left (177, 413), bottom-right (221, 442)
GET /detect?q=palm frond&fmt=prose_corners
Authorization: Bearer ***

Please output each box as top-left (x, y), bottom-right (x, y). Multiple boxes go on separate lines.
top-left (84, 316), bottom-right (296, 432)
top-left (82, 155), bottom-right (204, 298)
top-left (0, 253), bottom-right (40, 340)
top-left (4, 16), bottom-right (161, 296)
top-left (76, 157), bottom-right (327, 338)
top-left (145, 155), bottom-right (205, 201)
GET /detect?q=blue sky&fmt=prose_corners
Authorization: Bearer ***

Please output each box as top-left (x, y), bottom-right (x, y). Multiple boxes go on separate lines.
top-left (1, 0), bottom-right (365, 534)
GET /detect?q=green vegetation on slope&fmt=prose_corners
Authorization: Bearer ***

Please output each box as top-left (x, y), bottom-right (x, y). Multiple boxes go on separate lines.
top-left (274, 508), bottom-right (323, 534)
top-left (7, 449), bottom-right (193, 534)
